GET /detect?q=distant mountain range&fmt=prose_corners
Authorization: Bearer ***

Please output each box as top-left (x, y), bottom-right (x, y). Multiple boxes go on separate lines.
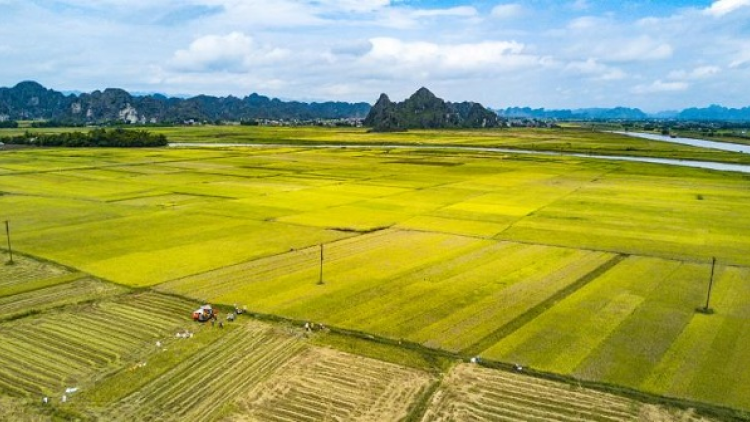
top-left (0, 81), bottom-right (370, 124)
top-left (364, 87), bottom-right (501, 131)
top-left (1, 81), bottom-right (750, 124)
top-left (498, 105), bottom-right (750, 121)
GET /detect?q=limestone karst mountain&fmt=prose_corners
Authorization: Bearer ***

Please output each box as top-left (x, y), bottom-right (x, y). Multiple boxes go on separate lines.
top-left (363, 87), bottom-right (502, 131)
top-left (0, 81), bottom-right (371, 124)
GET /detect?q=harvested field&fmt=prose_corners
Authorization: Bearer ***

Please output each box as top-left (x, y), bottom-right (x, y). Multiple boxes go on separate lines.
top-left (0, 292), bottom-right (195, 398)
top-left (0, 277), bottom-right (127, 320)
top-left (421, 363), bottom-right (716, 422)
top-left (0, 253), bottom-right (72, 292)
top-left (97, 322), bottom-right (307, 421)
top-left (0, 395), bottom-right (50, 422)
top-left (228, 346), bottom-right (434, 422)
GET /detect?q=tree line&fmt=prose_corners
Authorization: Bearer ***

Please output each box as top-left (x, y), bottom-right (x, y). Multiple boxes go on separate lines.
top-left (1, 128), bottom-right (168, 147)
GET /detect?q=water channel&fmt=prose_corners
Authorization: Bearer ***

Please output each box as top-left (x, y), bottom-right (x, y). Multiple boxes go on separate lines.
top-left (610, 130), bottom-right (750, 154)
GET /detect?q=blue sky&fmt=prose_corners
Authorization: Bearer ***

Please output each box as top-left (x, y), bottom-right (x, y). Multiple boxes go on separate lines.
top-left (1, 0), bottom-right (748, 111)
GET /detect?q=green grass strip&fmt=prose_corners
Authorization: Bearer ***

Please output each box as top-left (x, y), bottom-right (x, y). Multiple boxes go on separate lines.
top-left (403, 374), bottom-right (445, 422)
top-left (311, 331), bottom-right (452, 373)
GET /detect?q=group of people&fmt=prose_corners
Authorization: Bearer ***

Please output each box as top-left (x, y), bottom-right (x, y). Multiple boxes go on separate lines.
top-left (42, 393), bottom-right (69, 405)
top-left (175, 330), bottom-right (194, 339)
top-left (227, 304), bottom-right (246, 322)
top-left (303, 321), bottom-right (326, 332)
top-left (210, 304), bottom-right (247, 328)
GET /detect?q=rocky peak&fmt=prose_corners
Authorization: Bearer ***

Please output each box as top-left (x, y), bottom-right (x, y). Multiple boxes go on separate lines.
top-left (363, 93), bottom-right (395, 128)
top-left (13, 80), bottom-right (47, 94)
top-left (411, 87), bottom-right (437, 101)
top-left (373, 93), bottom-right (393, 107)
top-left (364, 88), bottom-right (502, 132)
top-left (404, 87), bottom-right (446, 114)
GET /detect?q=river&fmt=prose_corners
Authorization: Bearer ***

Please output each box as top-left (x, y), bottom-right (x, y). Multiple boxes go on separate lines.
top-left (610, 131), bottom-right (750, 154)
top-left (169, 142), bottom-right (750, 174)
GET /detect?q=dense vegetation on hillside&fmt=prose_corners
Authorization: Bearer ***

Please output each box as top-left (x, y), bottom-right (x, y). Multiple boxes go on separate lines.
top-left (1, 128), bottom-right (167, 147)
top-left (363, 87), bottom-right (501, 131)
top-left (0, 81), bottom-right (371, 124)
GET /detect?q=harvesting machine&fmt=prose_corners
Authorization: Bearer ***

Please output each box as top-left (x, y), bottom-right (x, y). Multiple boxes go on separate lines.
top-left (192, 304), bottom-right (217, 322)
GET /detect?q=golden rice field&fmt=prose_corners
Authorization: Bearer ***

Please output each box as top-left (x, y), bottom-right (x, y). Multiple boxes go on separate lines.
top-left (2, 132), bottom-right (750, 419)
top-left (158, 230), bottom-right (618, 355)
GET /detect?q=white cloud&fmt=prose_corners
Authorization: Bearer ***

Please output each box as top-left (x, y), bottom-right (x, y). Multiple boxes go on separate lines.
top-left (688, 65), bottom-right (721, 78)
top-left (598, 69), bottom-right (628, 81)
top-left (413, 6), bottom-right (477, 18)
top-left (668, 66), bottom-right (721, 80)
top-left (565, 59), bottom-right (626, 81)
top-left (730, 48), bottom-right (750, 68)
top-left (169, 32), bottom-right (288, 73)
top-left (704, 0), bottom-right (750, 17)
top-left (194, 0), bottom-right (389, 29)
top-left (633, 80), bottom-right (689, 94)
top-left (331, 40), bottom-right (373, 56)
top-left (568, 16), bottom-right (605, 30)
top-left (564, 16), bottom-right (673, 63)
top-left (315, 83), bottom-right (362, 97)
top-left (490, 4), bottom-right (524, 19)
top-left (312, 0), bottom-right (390, 13)
top-left (200, 0), bottom-right (325, 27)
top-left (360, 37), bottom-right (539, 77)
top-left (3, 0), bottom-right (750, 109)
top-left (150, 70), bottom-right (289, 95)
top-left (40, 0), bottom-right (164, 9)
top-left (589, 36), bottom-right (673, 63)
top-left (371, 6), bottom-right (480, 29)
top-left (365, 8), bottom-right (418, 29)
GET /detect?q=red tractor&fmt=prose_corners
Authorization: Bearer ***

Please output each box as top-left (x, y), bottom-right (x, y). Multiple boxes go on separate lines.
top-left (192, 304), bottom-right (217, 322)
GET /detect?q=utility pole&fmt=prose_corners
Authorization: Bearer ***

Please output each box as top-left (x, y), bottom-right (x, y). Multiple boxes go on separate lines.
top-left (4, 220), bottom-right (13, 265)
top-left (317, 244), bottom-right (324, 285)
top-left (702, 257), bottom-right (716, 313)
